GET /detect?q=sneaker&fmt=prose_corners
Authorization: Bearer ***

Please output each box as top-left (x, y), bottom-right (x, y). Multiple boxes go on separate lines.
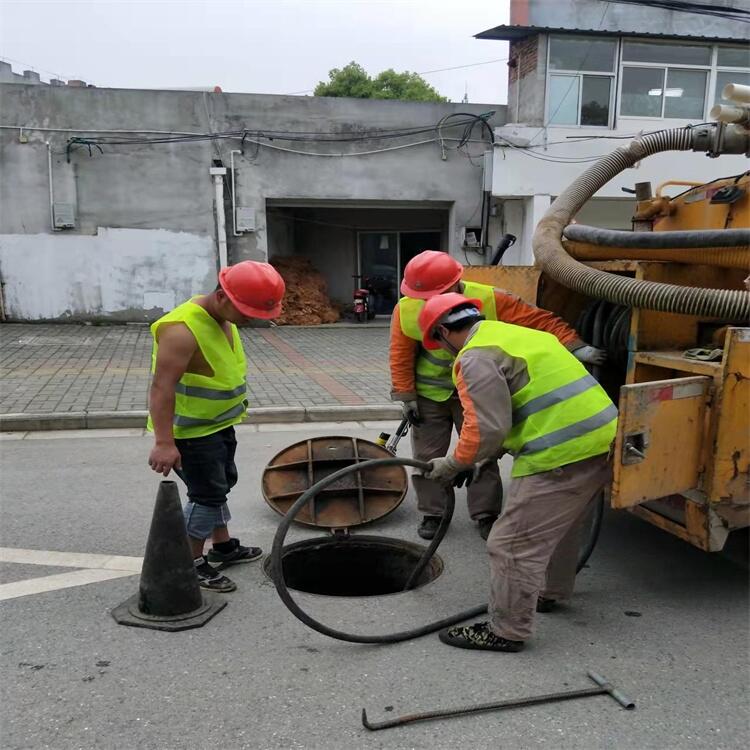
top-left (417, 516), bottom-right (442, 540)
top-left (536, 597), bottom-right (557, 613)
top-left (207, 538), bottom-right (263, 567)
top-left (194, 557), bottom-right (237, 593)
top-left (477, 515), bottom-right (498, 540)
top-left (438, 622), bottom-right (524, 652)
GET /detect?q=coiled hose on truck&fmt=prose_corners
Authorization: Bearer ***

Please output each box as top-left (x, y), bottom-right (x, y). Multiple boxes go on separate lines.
top-left (532, 127), bottom-right (750, 320)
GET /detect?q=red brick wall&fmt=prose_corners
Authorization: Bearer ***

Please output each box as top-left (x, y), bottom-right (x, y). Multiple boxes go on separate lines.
top-left (508, 35), bottom-right (539, 83)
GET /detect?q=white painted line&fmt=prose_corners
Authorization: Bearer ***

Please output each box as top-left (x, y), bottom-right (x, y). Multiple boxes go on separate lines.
top-left (0, 568), bottom-right (135, 602)
top-left (0, 548), bottom-right (143, 572)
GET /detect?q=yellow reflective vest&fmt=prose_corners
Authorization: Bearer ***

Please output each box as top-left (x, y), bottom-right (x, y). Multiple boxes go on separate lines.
top-left (399, 280), bottom-right (498, 402)
top-left (147, 299), bottom-right (248, 439)
top-left (455, 320), bottom-right (617, 477)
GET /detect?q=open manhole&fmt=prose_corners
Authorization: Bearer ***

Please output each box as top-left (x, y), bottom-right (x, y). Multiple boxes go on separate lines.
top-left (264, 535), bottom-right (443, 597)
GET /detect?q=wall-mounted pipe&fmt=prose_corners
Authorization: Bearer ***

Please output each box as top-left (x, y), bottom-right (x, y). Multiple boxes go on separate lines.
top-left (210, 166), bottom-right (228, 268)
top-left (46, 141), bottom-right (55, 232)
top-left (229, 149), bottom-right (241, 237)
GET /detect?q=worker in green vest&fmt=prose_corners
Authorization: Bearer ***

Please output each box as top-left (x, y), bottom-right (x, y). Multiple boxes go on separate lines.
top-left (391, 250), bottom-right (604, 541)
top-left (147, 261), bottom-right (286, 593)
top-left (418, 293), bottom-right (617, 652)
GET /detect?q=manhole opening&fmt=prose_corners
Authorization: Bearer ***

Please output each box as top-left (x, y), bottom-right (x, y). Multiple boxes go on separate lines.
top-left (264, 535), bottom-right (443, 597)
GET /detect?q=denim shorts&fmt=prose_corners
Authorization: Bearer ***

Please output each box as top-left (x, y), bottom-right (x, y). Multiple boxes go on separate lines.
top-left (175, 426), bottom-right (238, 538)
top-left (183, 501), bottom-right (232, 540)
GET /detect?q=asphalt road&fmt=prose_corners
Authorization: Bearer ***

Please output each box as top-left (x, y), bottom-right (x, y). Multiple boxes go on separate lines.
top-left (1, 424), bottom-right (748, 750)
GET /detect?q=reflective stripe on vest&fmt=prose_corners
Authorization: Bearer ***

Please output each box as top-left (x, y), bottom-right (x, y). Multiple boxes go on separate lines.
top-left (512, 373), bottom-right (598, 425)
top-left (173, 401), bottom-right (247, 428)
top-left (399, 279), bottom-right (498, 402)
top-left (519, 403), bottom-right (618, 455)
top-left (174, 381), bottom-right (247, 400)
top-left (146, 298), bottom-right (248, 439)
top-left (454, 320), bottom-right (617, 478)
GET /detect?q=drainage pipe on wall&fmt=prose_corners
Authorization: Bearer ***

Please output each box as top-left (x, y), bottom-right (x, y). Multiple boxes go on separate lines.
top-left (46, 141), bottom-right (55, 232)
top-left (532, 124), bottom-right (750, 320)
top-left (229, 150), bottom-right (242, 237)
top-left (210, 166), bottom-right (229, 268)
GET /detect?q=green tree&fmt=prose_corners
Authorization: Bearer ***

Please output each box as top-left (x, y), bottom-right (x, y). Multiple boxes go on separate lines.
top-left (314, 62), bottom-right (447, 102)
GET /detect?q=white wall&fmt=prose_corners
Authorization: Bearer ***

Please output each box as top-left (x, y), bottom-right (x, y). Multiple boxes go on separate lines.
top-left (0, 228), bottom-right (216, 320)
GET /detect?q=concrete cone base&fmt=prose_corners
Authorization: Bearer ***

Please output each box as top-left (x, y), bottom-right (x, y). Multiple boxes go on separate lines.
top-left (111, 591), bottom-right (227, 632)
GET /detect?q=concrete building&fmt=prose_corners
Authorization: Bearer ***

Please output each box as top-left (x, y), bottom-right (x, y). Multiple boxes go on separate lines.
top-left (476, 0), bottom-right (750, 264)
top-left (0, 73), bottom-right (506, 321)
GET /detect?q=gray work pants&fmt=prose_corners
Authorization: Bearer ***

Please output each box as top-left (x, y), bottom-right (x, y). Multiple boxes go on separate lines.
top-left (486, 453), bottom-right (611, 642)
top-left (410, 395), bottom-right (502, 521)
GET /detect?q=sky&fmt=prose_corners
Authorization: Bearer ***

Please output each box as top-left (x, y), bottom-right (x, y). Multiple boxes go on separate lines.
top-left (0, 0), bottom-right (510, 103)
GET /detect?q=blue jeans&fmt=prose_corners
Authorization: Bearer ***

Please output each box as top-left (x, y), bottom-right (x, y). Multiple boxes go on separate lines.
top-left (175, 426), bottom-right (238, 540)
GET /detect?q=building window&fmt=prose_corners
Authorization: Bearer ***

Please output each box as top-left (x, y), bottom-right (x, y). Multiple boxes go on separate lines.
top-left (620, 40), bottom-right (711, 119)
top-left (714, 45), bottom-right (750, 104)
top-left (547, 36), bottom-right (617, 126)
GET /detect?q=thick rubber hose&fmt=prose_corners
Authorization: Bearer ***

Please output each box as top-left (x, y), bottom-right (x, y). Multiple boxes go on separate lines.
top-left (563, 225), bottom-right (750, 249)
top-left (270, 457), bottom-right (487, 644)
top-left (532, 127), bottom-right (750, 320)
top-left (564, 242), bottom-right (749, 271)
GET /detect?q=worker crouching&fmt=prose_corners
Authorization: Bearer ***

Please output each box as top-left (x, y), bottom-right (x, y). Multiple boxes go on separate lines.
top-left (418, 293), bottom-right (617, 652)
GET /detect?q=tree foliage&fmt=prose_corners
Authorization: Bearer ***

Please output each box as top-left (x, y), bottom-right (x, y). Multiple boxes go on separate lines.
top-left (314, 62), bottom-right (447, 102)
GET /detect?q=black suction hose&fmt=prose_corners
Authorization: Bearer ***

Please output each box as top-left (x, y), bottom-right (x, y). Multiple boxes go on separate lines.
top-left (270, 457), bottom-right (487, 644)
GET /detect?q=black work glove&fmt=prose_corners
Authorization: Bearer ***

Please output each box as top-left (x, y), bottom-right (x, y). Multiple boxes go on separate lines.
top-left (452, 470), bottom-right (474, 488)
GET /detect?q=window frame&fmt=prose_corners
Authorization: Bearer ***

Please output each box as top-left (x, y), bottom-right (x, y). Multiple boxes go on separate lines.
top-left (544, 35), bottom-right (750, 128)
top-left (544, 35), bottom-right (617, 128)
top-left (712, 45), bottom-right (750, 106)
top-left (618, 38), bottom-right (712, 121)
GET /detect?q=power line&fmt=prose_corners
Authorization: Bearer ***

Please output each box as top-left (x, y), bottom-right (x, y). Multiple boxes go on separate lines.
top-left (285, 57), bottom-right (509, 96)
top-left (603, 0), bottom-right (750, 23)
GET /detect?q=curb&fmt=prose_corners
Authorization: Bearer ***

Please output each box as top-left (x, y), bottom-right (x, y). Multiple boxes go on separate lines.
top-left (0, 404), bottom-right (401, 432)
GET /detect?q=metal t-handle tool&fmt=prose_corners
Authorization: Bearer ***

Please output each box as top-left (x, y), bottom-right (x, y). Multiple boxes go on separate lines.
top-left (361, 671), bottom-right (635, 731)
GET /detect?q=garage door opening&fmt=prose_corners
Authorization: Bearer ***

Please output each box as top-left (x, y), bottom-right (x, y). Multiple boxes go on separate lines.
top-left (267, 203), bottom-right (449, 315)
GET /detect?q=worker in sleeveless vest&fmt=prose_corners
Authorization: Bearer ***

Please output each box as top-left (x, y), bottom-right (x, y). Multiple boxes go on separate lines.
top-left (147, 261), bottom-right (286, 593)
top-left (419, 294), bottom-right (617, 652)
top-left (391, 250), bottom-right (605, 541)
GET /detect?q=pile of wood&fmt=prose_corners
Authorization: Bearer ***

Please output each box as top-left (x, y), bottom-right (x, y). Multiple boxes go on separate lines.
top-left (271, 256), bottom-right (340, 326)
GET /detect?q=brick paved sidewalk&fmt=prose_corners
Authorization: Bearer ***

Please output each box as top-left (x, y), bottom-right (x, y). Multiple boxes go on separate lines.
top-left (0, 323), bottom-right (391, 415)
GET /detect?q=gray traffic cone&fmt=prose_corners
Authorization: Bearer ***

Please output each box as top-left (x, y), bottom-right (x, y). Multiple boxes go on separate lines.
top-left (112, 480), bottom-right (226, 631)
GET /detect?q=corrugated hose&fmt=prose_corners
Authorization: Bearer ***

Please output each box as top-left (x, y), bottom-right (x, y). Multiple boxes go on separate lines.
top-left (532, 127), bottom-right (750, 320)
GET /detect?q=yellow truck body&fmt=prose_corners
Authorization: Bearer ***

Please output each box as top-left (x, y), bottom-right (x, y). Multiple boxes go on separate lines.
top-left (463, 175), bottom-right (749, 551)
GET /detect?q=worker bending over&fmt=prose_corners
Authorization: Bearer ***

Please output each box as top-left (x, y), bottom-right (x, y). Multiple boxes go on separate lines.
top-left (419, 293), bottom-right (617, 652)
top-left (390, 250), bottom-right (605, 540)
top-left (147, 261), bottom-right (286, 593)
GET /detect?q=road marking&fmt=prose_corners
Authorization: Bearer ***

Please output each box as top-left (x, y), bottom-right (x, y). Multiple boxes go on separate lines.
top-left (0, 547), bottom-right (142, 602)
top-left (0, 569), bottom-right (136, 601)
top-left (0, 547), bottom-right (143, 571)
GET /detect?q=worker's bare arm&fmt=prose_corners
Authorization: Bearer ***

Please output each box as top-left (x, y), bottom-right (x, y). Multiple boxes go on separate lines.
top-left (148, 323), bottom-right (198, 476)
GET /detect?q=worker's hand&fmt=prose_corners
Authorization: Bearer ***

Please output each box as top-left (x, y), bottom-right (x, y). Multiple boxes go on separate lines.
top-left (148, 441), bottom-right (182, 477)
top-left (574, 345), bottom-right (607, 366)
top-left (401, 399), bottom-right (422, 426)
top-left (424, 456), bottom-right (469, 485)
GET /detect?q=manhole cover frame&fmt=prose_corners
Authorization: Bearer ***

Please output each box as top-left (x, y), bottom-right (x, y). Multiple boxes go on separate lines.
top-left (263, 534), bottom-right (444, 598)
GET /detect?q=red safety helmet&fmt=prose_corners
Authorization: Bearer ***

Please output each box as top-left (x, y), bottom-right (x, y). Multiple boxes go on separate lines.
top-left (218, 261), bottom-right (286, 319)
top-left (400, 250), bottom-right (463, 299)
top-left (418, 292), bottom-right (483, 350)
